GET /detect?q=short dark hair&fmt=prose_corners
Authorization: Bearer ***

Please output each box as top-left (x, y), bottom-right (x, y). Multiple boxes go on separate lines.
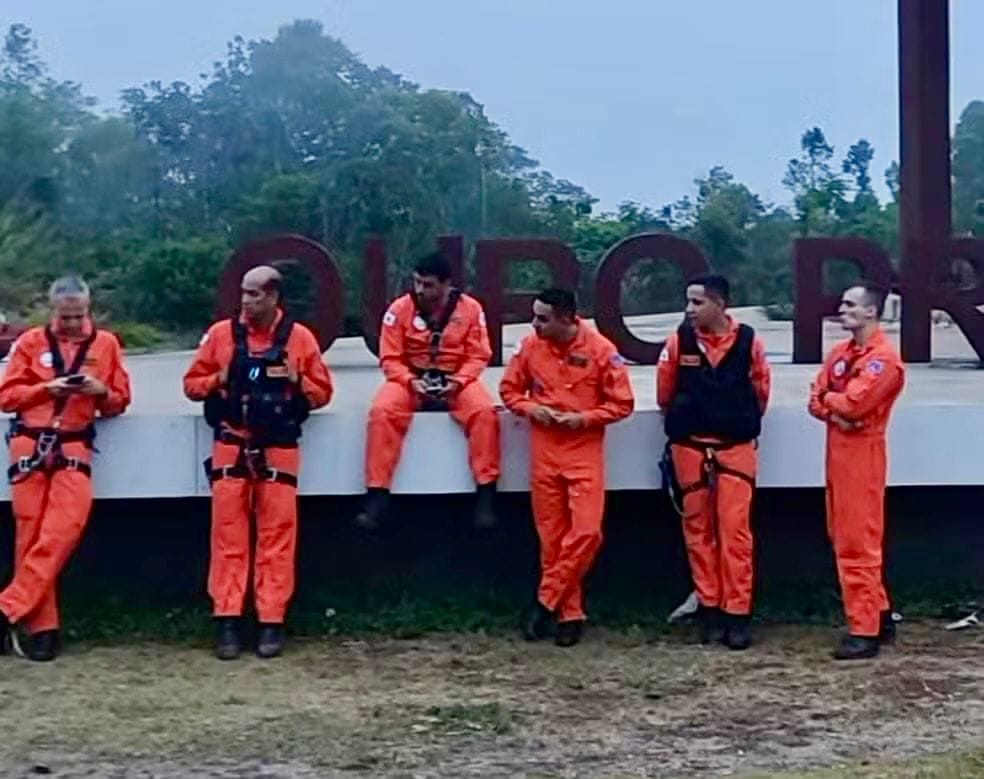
top-left (535, 287), bottom-right (577, 319)
top-left (854, 279), bottom-right (889, 319)
top-left (413, 251), bottom-right (452, 282)
top-left (687, 274), bottom-right (730, 304)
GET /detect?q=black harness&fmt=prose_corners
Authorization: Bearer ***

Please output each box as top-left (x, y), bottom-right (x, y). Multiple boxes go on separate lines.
top-left (202, 316), bottom-right (307, 487)
top-left (6, 327), bottom-right (98, 484)
top-left (411, 289), bottom-right (462, 412)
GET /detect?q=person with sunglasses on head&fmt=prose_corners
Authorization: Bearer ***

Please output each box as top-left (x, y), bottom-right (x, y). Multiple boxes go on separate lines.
top-left (355, 252), bottom-right (500, 531)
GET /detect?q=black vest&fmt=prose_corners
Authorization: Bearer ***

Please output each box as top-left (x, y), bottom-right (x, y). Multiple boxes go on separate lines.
top-left (203, 317), bottom-right (310, 445)
top-left (664, 322), bottom-right (762, 443)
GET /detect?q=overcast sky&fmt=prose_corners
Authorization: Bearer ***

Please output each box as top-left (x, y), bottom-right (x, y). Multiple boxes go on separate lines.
top-left (4, 1), bottom-right (983, 211)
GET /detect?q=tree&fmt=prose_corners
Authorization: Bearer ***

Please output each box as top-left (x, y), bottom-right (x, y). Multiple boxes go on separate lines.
top-left (842, 139), bottom-right (874, 196)
top-left (953, 100), bottom-right (984, 234)
top-left (783, 127), bottom-right (847, 236)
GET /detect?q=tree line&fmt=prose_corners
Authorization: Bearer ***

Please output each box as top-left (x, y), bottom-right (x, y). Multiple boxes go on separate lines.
top-left (2, 20), bottom-right (984, 347)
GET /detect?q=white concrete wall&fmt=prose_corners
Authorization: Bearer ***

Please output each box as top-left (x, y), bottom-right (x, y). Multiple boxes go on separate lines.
top-left (0, 405), bottom-right (975, 502)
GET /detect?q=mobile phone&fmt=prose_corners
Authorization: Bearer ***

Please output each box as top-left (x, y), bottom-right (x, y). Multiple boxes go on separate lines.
top-left (65, 374), bottom-right (87, 386)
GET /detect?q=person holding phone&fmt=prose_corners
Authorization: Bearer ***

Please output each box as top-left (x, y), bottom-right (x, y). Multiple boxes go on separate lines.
top-left (0, 275), bottom-right (131, 661)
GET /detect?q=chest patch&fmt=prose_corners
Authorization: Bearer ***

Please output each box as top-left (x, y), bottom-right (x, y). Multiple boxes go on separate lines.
top-left (40, 351), bottom-right (53, 368)
top-left (832, 359), bottom-right (847, 378)
top-left (680, 354), bottom-right (701, 367)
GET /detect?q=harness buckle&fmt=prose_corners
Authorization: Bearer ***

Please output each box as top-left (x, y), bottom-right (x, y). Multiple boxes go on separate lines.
top-left (63, 456), bottom-right (81, 471)
top-left (266, 468), bottom-right (280, 483)
top-left (36, 431), bottom-right (58, 459)
top-left (15, 456), bottom-right (32, 474)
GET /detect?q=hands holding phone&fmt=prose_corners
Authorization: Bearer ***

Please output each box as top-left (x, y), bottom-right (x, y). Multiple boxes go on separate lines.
top-left (46, 373), bottom-right (108, 398)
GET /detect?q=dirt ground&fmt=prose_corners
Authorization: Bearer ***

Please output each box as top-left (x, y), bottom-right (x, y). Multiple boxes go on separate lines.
top-left (1, 622), bottom-right (983, 778)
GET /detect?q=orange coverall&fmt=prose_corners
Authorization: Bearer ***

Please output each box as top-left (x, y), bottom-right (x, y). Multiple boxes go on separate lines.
top-left (366, 292), bottom-right (500, 488)
top-left (183, 311), bottom-right (333, 623)
top-left (500, 323), bottom-right (634, 622)
top-left (0, 321), bottom-right (131, 633)
top-left (657, 319), bottom-right (771, 616)
top-left (809, 327), bottom-right (905, 637)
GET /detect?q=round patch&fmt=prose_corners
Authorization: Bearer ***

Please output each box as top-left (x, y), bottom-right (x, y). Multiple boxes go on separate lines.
top-left (199, 331), bottom-right (210, 347)
top-left (833, 359), bottom-right (847, 377)
top-left (382, 310), bottom-right (397, 327)
top-left (40, 351), bottom-right (53, 368)
top-left (412, 315), bottom-right (427, 331)
top-left (478, 311), bottom-right (487, 327)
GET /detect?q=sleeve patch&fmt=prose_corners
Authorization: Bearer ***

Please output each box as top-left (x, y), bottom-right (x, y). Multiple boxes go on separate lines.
top-left (383, 310), bottom-right (397, 327)
top-left (610, 353), bottom-right (626, 367)
top-left (866, 359), bottom-right (884, 376)
top-left (199, 331), bottom-right (210, 347)
top-left (659, 347), bottom-right (670, 362)
top-left (478, 311), bottom-right (486, 327)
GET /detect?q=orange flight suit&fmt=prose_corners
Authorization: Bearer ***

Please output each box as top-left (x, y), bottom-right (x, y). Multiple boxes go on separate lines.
top-left (183, 311), bottom-right (333, 623)
top-left (0, 320), bottom-right (131, 633)
top-left (809, 327), bottom-right (905, 637)
top-left (366, 292), bottom-right (500, 489)
top-left (500, 322), bottom-right (634, 623)
top-left (657, 319), bottom-right (771, 617)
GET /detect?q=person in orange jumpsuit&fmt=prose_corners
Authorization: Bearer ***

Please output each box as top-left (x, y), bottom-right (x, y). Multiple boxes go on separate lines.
top-left (809, 281), bottom-right (905, 660)
top-left (657, 274), bottom-right (770, 650)
top-left (0, 275), bottom-right (131, 662)
top-left (184, 265), bottom-right (333, 660)
top-left (500, 287), bottom-right (634, 647)
top-left (355, 251), bottom-right (500, 531)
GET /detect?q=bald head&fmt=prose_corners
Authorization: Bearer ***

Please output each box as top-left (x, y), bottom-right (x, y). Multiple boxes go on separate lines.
top-left (240, 265), bottom-right (282, 326)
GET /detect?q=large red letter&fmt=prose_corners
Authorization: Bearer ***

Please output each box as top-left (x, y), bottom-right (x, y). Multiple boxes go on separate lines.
top-left (476, 239), bottom-right (579, 365)
top-left (594, 233), bottom-right (709, 364)
top-left (218, 234), bottom-right (344, 351)
top-left (792, 238), bottom-right (894, 363)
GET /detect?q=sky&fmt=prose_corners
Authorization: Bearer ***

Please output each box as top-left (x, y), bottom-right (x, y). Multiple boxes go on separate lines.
top-left (4, 0), bottom-right (983, 212)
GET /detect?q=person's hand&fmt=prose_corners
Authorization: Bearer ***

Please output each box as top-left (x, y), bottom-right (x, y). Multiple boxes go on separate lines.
top-left (830, 413), bottom-right (861, 432)
top-left (287, 361), bottom-right (299, 385)
top-left (410, 378), bottom-right (429, 397)
top-left (218, 365), bottom-right (229, 387)
top-left (553, 412), bottom-right (586, 429)
top-left (439, 379), bottom-right (463, 398)
top-left (531, 405), bottom-right (556, 425)
top-left (45, 377), bottom-right (76, 398)
top-left (79, 375), bottom-right (108, 397)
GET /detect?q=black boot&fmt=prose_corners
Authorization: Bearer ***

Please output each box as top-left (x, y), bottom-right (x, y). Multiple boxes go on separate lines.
top-left (473, 482), bottom-right (498, 530)
top-left (214, 617), bottom-right (241, 661)
top-left (879, 610), bottom-right (897, 644)
top-left (0, 609), bottom-right (11, 656)
top-left (723, 613), bottom-right (752, 651)
top-left (833, 634), bottom-right (880, 661)
top-left (354, 488), bottom-right (391, 532)
top-left (696, 605), bottom-right (725, 645)
top-left (523, 601), bottom-right (553, 642)
top-left (256, 623), bottom-right (285, 659)
top-left (555, 620), bottom-right (584, 648)
top-left (27, 630), bottom-right (60, 662)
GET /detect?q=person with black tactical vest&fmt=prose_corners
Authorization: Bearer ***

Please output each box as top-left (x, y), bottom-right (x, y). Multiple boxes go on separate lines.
top-left (657, 275), bottom-right (771, 650)
top-left (183, 265), bottom-right (333, 660)
top-left (0, 275), bottom-right (131, 661)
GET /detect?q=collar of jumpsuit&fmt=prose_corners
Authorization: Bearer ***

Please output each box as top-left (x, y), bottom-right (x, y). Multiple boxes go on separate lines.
top-left (846, 325), bottom-right (888, 355)
top-left (238, 308), bottom-right (284, 346)
top-left (693, 314), bottom-right (740, 362)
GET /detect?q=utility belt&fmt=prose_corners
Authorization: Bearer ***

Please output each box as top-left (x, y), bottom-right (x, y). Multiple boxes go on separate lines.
top-left (411, 367), bottom-right (451, 412)
top-left (204, 430), bottom-right (298, 488)
top-left (661, 438), bottom-right (757, 506)
top-left (5, 420), bottom-right (96, 484)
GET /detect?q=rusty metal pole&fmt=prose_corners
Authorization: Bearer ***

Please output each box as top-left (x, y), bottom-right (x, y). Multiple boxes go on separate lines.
top-left (898, 0), bottom-right (952, 362)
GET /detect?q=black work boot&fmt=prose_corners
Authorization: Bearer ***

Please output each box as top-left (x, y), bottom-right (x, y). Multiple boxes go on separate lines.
top-left (696, 605), bottom-right (725, 645)
top-left (523, 601), bottom-right (554, 642)
top-left (723, 613), bottom-right (752, 651)
top-left (879, 610), bottom-right (898, 644)
top-left (256, 623), bottom-right (285, 659)
top-left (214, 617), bottom-right (241, 661)
top-left (27, 630), bottom-right (60, 662)
top-left (555, 620), bottom-right (584, 648)
top-left (833, 634), bottom-right (880, 661)
top-left (354, 488), bottom-right (391, 532)
top-left (473, 482), bottom-right (498, 530)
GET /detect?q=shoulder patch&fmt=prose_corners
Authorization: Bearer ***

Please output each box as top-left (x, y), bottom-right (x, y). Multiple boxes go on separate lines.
top-left (383, 310), bottom-right (397, 327)
top-left (610, 353), bottom-right (626, 368)
top-left (866, 359), bottom-right (884, 376)
top-left (659, 347), bottom-right (670, 362)
top-left (199, 331), bottom-right (211, 347)
top-left (478, 311), bottom-right (486, 328)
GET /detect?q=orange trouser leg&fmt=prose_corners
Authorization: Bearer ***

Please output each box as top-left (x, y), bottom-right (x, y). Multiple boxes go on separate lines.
top-left (713, 444), bottom-right (756, 616)
top-left (672, 445), bottom-right (720, 609)
top-left (449, 381), bottom-right (501, 485)
top-left (533, 465), bottom-right (605, 622)
top-left (827, 438), bottom-right (888, 637)
top-left (0, 457), bottom-right (92, 630)
top-left (253, 447), bottom-right (299, 623)
top-left (209, 441), bottom-right (252, 617)
top-left (365, 381), bottom-right (415, 489)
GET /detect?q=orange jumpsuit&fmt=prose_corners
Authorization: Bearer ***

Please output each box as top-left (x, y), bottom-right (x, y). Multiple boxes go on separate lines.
top-left (657, 319), bottom-right (771, 617)
top-left (366, 292), bottom-right (500, 489)
top-left (809, 327), bottom-right (905, 637)
top-left (500, 323), bottom-right (634, 622)
top-left (0, 320), bottom-right (131, 633)
top-left (183, 311), bottom-right (333, 623)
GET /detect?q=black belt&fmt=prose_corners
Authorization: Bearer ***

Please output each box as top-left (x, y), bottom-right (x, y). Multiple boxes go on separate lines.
top-left (205, 432), bottom-right (298, 487)
top-left (672, 439), bottom-right (756, 495)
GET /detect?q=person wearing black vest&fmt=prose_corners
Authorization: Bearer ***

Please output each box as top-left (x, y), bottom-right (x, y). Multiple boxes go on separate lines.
top-left (184, 266), bottom-right (334, 660)
top-left (657, 275), bottom-right (770, 650)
